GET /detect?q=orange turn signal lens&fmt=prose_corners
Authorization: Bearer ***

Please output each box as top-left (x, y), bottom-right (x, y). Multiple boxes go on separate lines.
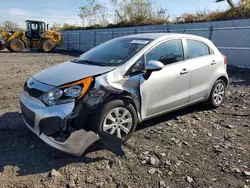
top-left (60, 77), bottom-right (92, 99)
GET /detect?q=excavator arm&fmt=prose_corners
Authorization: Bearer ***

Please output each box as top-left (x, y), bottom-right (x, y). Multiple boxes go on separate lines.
top-left (0, 29), bottom-right (27, 51)
top-left (1, 29), bottom-right (9, 41)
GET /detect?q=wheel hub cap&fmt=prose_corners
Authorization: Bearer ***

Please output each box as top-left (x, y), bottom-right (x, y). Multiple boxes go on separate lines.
top-left (213, 83), bottom-right (225, 105)
top-left (13, 42), bottom-right (21, 49)
top-left (45, 44), bottom-right (51, 50)
top-left (103, 107), bottom-right (133, 139)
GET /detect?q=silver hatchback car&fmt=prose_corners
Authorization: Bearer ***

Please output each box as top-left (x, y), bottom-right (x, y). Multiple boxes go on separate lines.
top-left (20, 33), bottom-right (229, 156)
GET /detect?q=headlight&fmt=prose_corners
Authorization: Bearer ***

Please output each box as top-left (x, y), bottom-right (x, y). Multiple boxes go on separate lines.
top-left (40, 77), bottom-right (92, 106)
top-left (64, 85), bottom-right (82, 98)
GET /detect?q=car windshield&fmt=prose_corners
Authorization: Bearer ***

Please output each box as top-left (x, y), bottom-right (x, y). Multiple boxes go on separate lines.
top-left (72, 37), bottom-right (152, 66)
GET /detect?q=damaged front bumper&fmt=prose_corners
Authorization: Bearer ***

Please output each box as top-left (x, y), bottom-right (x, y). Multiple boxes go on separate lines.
top-left (19, 91), bottom-right (100, 157)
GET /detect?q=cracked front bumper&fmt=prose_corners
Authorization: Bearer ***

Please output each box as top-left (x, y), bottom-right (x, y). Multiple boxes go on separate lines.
top-left (19, 91), bottom-right (100, 156)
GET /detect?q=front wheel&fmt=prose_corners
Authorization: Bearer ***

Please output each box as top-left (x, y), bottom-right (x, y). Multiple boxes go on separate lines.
top-left (42, 40), bottom-right (55, 52)
top-left (7, 46), bottom-right (14, 52)
top-left (8, 39), bottom-right (25, 52)
top-left (206, 79), bottom-right (226, 108)
top-left (93, 100), bottom-right (138, 142)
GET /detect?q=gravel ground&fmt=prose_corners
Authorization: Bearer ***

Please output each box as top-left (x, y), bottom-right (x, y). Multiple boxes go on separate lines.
top-left (0, 50), bottom-right (249, 188)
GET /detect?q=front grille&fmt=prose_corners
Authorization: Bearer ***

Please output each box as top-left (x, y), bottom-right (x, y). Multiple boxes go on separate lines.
top-left (24, 81), bottom-right (44, 98)
top-left (20, 102), bottom-right (36, 128)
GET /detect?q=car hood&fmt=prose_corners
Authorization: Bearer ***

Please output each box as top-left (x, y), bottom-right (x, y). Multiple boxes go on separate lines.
top-left (33, 61), bottom-right (116, 86)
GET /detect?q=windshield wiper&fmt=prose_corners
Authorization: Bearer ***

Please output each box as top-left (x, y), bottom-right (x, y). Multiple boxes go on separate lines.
top-left (83, 60), bottom-right (104, 66)
top-left (72, 59), bottom-right (106, 66)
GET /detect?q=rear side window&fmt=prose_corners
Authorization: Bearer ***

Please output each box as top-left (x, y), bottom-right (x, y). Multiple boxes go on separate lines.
top-left (187, 40), bottom-right (210, 59)
top-left (146, 39), bottom-right (184, 66)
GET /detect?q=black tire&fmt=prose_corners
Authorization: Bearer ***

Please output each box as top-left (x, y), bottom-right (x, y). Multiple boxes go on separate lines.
top-left (7, 46), bottom-right (14, 52)
top-left (42, 40), bottom-right (55, 52)
top-left (205, 79), bottom-right (226, 109)
top-left (8, 39), bottom-right (25, 52)
top-left (93, 99), bottom-right (138, 142)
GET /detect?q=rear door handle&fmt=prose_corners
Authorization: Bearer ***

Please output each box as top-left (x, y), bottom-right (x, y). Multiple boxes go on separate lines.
top-left (180, 68), bottom-right (189, 75)
top-left (211, 60), bottom-right (216, 65)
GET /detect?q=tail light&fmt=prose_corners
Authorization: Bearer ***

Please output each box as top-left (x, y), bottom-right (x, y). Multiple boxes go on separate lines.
top-left (223, 54), bottom-right (227, 65)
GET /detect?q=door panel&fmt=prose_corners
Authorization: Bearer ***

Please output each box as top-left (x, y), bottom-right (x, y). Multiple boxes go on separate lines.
top-left (187, 55), bottom-right (218, 102)
top-left (140, 62), bottom-right (191, 119)
top-left (185, 39), bottom-right (218, 102)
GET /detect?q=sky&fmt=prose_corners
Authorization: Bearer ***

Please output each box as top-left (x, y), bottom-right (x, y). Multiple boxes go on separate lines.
top-left (0, 0), bottom-right (240, 28)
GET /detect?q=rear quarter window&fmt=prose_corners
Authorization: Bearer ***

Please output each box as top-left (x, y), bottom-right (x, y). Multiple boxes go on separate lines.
top-left (187, 39), bottom-right (210, 59)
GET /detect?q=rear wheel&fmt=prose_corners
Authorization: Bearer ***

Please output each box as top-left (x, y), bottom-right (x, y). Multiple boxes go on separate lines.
top-left (8, 39), bottom-right (25, 52)
top-left (93, 100), bottom-right (138, 142)
top-left (42, 40), bottom-right (54, 52)
top-left (205, 79), bottom-right (226, 108)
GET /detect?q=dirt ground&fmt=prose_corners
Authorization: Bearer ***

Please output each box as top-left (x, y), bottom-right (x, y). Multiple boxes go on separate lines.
top-left (0, 50), bottom-right (249, 188)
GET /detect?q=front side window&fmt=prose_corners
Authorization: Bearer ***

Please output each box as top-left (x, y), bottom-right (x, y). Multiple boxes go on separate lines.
top-left (146, 39), bottom-right (184, 66)
top-left (187, 40), bottom-right (210, 59)
top-left (74, 38), bottom-right (152, 66)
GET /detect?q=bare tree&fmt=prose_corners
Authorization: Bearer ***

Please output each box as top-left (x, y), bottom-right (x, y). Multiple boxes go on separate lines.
top-left (216, 0), bottom-right (235, 8)
top-left (1, 21), bottom-right (19, 31)
top-left (51, 23), bottom-right (61, 31)
top-left (78, 0), bottom-right (106, 26)
top-left (110, 0), bottom-right (169, 25)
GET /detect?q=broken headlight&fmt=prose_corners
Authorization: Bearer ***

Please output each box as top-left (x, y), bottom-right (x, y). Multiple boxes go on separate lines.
top-left (40, 77), bottom-right (92, 106)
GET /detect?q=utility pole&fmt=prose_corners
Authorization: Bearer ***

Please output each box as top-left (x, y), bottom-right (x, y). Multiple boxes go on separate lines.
top-left (216, 0), bottom-right (235, 8)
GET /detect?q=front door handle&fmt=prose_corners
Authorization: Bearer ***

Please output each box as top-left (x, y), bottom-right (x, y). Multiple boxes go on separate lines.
top-left (180, 68), bottom-right (189, 75)
top-left (211, 60), bottom-right (216, 65)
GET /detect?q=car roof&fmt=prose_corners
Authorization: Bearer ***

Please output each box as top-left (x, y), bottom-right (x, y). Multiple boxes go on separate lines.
top-left (121, 33), bottom-right (210, 42)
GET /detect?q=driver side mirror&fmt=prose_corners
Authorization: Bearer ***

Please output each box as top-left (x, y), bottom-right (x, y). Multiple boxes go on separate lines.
top-left (145, 60), bottom-right (164, 72)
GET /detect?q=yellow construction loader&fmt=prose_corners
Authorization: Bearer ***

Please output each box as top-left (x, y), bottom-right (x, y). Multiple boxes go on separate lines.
top-left (0, 20), bottom-right (63, 52)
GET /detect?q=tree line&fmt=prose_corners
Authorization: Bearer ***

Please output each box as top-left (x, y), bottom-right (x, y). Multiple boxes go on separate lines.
top-left (53, 0), bottom-right (250, 31)
top-left (1, 0), bottom-right (250, 31)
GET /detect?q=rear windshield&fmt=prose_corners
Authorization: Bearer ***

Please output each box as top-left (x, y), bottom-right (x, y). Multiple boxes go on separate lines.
top-left (72, 37), bottom-right (152, 66)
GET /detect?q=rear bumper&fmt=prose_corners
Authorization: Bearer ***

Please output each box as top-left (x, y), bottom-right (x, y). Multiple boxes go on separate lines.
top-left (19, 91), bottom-right (100, 156)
